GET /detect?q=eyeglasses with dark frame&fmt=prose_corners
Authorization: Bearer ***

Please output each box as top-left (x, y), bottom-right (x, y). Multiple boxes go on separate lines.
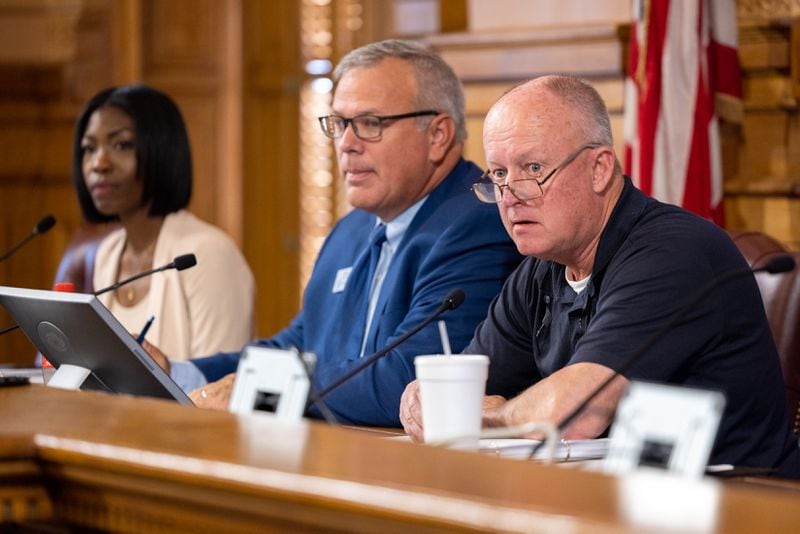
top-left (471, 143), bottom-right (602, 203)
top-left (318, 110), bottom-right (440, 141)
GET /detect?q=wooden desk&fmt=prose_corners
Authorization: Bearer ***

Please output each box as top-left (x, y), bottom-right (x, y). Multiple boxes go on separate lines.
top-left (1, 385), bottom-right (799, 532)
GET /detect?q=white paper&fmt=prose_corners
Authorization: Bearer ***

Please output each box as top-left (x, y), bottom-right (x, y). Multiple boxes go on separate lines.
top-left (478, 438), bottom-right (610, 462)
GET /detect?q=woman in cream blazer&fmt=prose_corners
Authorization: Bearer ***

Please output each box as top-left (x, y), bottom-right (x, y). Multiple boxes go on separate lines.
top-left (70, 84), bottom-right (254, 361)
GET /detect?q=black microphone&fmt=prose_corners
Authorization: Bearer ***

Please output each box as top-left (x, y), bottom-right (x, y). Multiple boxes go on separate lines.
top-left (760, 254), bottom-right (796, 274)
top-left (0, 253), bottom-right (199, 339)
top-left (0, 215), bottom-right (57, 337)
top-left (0, 253), bottom-right (198, 338)
top-left (0, 323), bottom-right (20, 336)
top-left (0, 215), bottom-right (57, 262)
top-left (93, 254), bottom-right (197, 296)
top-left (307, 288), bottom-right (466, 408)
top-left (527, 254), bottom-right (796, 457)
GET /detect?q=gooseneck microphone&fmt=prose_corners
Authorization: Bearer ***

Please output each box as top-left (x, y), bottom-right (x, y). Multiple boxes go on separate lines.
top-left (93, 254), bottom-right (197, 296)
top-left (527, 254), bottom-right (796, 458)
top-left (0, 215), bottom-right (57, 262)
top-left (0, 254), bottom-right (198, 338)
top-left (307, 288), bottom-right (466, 408)
top-left (0, 323), bottom-right (19, 336)
top-left (0, 215), bottom-right (57, 336)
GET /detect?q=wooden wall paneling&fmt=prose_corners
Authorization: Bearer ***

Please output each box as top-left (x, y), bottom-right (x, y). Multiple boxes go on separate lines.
top-left (0, 179), bottom-right (83, 365)
top-left (143, 0), bottom-right (219, 73)
top-left (0, 93), bottom-right (83, 364)
top-left (739, 111), bottom-right (791, 181)
top-left (727, 195), bottom-right (800, 250)
top-left (0, 0), bottom-right (82, 65)
top-left (788, 106), bottom-right (800, 182)
top-left (219, 0), bottom-right (243, 247)
top-left (429, 24), bottom-right (625, 82)
top-left (333, 0), bottom-right (393, 63)
top-left (438, 27), bottom-right (627, 169)
top-left (65, 2), bottom-right (117, 102)
top-left (110, 0), bottom-right (143, 83)
top-left (793, 18), bottom-right (800, 99)
top-left (0, 435), bottom-right (54, 524)
top-left (760, 197), bottom-right (799, 246)
top-left (462, 83), bottom-right (509, 167)
top-left (439, 0), bottom-right (467, 33)
top-left (467, 0), bottom-right (630, 32)
top-left (737, 22), bottom-right (793, 185)
top-left (242, 0), bottom-right (301, 338)
top-left (8, 0), bottom-right (118, 289)
top-left (738, 24), bottom-right (789, 71)
top-left (725, 19), bottom-right (800, 248)
top-left (137, 0), bottom-right (246, 252)
top-left (140, 0), bottom-right (229, 231)
top-left (171, 92), bottom-right (223, 229)
top-left (0, 187), bottom-right (61, 364)
top-left (242, 96), bottom-right (301, 337)
top-left (742, 72), bottom-right (794, 114)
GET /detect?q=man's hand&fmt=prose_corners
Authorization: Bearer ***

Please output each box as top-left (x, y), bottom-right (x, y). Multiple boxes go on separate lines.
top-left (481, 395), bottom-right (508, 427)
top-left (480, 363), bottom-right (627, 440)
top-left (141, 340), bottom-right (170, 374)
top-left (189, 373), bottom-right (237, 410)
top-left (399, 380), bottom-right (424, 442)
top-left (400, 380), bottom-right (509, 443)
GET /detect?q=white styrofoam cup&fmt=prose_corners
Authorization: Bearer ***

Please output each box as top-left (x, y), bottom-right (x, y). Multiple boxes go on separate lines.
top-left (414, 354), bottom-right (489, 449)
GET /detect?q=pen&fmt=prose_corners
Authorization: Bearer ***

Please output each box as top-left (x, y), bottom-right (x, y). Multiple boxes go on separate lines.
top-left (136, 315), bottom-right (155, 344)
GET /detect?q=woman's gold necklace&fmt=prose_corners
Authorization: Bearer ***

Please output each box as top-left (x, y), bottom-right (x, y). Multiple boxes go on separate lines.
top-left (118, 241), bottom-right (156, 305)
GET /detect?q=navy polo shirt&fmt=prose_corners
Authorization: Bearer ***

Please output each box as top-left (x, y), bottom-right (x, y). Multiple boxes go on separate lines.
top-left (468, 177), bottom-right (800, 478)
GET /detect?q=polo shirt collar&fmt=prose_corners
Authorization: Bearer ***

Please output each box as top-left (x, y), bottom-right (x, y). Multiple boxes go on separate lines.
top-left (591, 176), bottom-right (649, 278)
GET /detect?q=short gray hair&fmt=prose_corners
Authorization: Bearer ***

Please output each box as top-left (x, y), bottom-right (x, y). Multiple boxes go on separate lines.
top-left (536, 75), bottom-right (614, 146)
top-left (334, 39), bottom-right (467, 144)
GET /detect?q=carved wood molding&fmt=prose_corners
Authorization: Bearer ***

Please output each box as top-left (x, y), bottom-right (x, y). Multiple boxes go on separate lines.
top-left (739, 0), bottom-right (800, 21)
top-left (425, 23), bottom-right (625, 81)
top-left (0, 0), bottom-right (83, 65)
top-left (0, 456), bottom-right (53, 524)
top-left (726, 180), bottom-right (800, 197)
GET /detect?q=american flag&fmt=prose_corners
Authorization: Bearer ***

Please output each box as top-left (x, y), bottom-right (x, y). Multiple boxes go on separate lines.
top-left (623, 0), bottom-right (742, 225)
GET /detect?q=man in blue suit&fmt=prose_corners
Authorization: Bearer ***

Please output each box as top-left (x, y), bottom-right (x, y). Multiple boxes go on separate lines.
top-left (155, 39), bottom-right (522, 426)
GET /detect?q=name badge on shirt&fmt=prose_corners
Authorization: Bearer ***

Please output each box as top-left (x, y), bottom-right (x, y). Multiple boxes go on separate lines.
top-left (333, 267), bottom-right (352, 293)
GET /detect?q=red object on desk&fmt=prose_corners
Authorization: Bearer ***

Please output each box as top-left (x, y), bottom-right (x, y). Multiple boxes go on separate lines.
top-left (54, 282), bottom-right (75, 293)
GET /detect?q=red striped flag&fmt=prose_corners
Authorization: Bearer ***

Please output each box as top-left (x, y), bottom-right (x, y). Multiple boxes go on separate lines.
top-left (623, 0), bottom-right (742, 225)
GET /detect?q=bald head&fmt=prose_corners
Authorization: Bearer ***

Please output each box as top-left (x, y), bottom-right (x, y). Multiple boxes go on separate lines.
top-left (489, 75), bottom-right (615, 149)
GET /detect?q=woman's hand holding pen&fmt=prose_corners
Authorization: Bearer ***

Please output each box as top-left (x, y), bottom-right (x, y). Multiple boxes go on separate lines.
top-left (133, 315), bottom-right (170, 372)
top-left (136, 315), bottom-right (155, 344)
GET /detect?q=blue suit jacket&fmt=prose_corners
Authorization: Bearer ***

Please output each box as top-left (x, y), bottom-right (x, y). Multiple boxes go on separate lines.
top-left (193, 159), bottom-right (522, 426)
